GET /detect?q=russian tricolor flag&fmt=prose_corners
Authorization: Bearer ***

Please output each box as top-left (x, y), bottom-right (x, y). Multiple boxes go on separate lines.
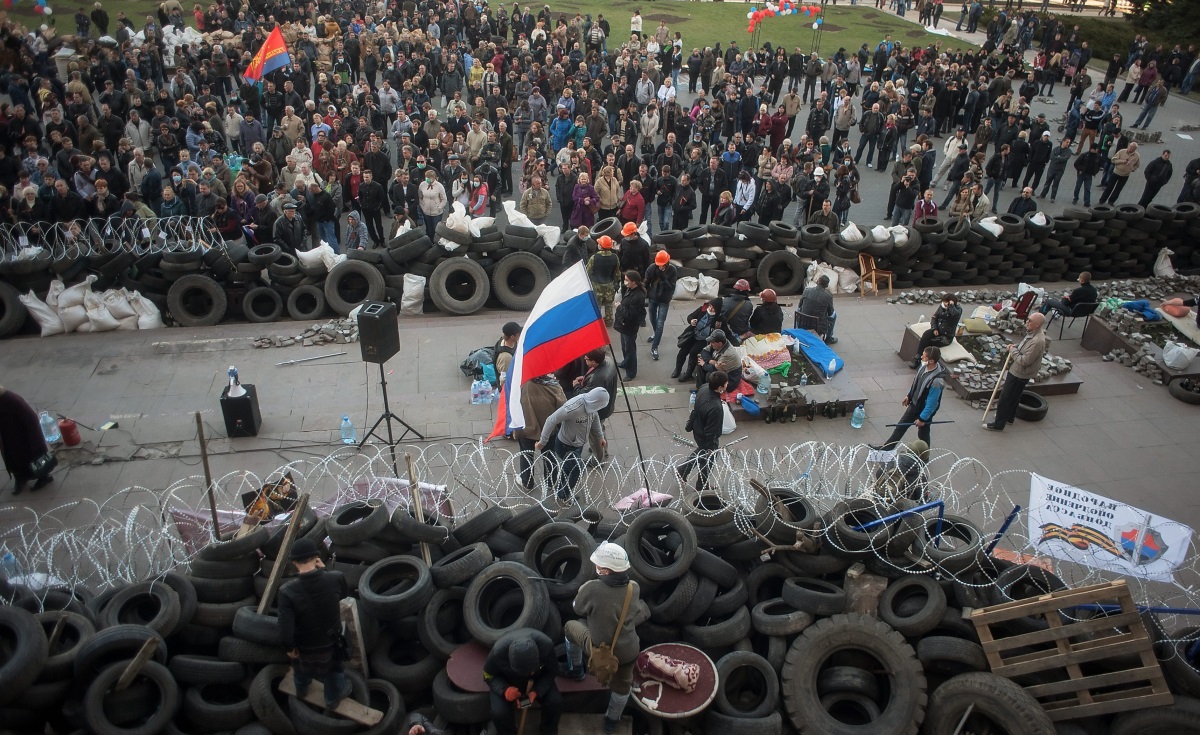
top-left (488, 262), bottom-right (609, 439)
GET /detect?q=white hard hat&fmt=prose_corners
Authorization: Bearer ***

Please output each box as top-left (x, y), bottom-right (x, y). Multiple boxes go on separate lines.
top-left (590, 542), bottom-right (630, 572)
top-left (813, 167), bottom-right (825, 177)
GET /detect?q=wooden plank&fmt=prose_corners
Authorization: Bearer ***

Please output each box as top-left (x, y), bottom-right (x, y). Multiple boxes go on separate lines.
top-left (1024, 666), bottom-right (1168, 699)
top-left (278, 670), bottom-right (383, 726)
top-left (114, 638), bottom-right (160, 692)
top-left (405, 453), bottom-right (432, 566)
top-left (995, 630), bottom-right (1146, 668)
top-left (993, 636), bottom-right (1151, 678)
top-left (1043, 691), bottom-right (1175, 721)
top-left (979, 611), bottom-right (1142, 653)
top-left (1045, 604), bottom-right (1092, 706)
top-left (340, 598), bottom-right (368, 677)
top-left (196, 412), bottom-right (221, 539)
top-left (968, 580), bottom-right (1129, 624)
top-left (972, 615), bottom-right (1006, 671)
top-left (45, 614), bottom-right (67, 651)
top-left (257, 493), bottom-right (311, 615)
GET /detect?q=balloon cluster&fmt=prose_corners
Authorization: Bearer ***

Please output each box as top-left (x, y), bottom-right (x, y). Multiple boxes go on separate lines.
top-left (10, 0), bottom-right (55, 14)
top-left (746, 2), bottom-right (821, 33)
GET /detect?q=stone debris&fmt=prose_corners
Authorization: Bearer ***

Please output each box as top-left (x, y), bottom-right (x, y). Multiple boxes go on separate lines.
top-left (1104, 345), bottom-right (1165, 383)
top-left (886, 275), bottom-right (1200, 307)
top-left (252, 318), bottom-right (358, 349)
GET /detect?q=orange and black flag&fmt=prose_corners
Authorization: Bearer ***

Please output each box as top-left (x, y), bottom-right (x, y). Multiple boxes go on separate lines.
top-left (243, 27), bottom-right (291, 83)
top-left (1038, 522), bottom-right (1123, 558)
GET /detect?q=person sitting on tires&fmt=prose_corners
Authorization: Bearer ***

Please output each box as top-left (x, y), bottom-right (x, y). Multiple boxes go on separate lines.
top-left (483, 629), bottom-right (561, 735)
top-left (562, 543), bottom-right (651, 734)
top-left (277, 538), bottom-right (352, 709)
top-left (911, 293), bottom-right (962, 369)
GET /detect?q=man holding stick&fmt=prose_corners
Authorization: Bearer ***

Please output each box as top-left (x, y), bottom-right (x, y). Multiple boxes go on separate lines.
top-left (985, 313), bottom-right (1048, 432)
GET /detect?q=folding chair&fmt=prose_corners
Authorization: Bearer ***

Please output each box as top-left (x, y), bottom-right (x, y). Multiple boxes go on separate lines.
top-left (858, 253), bottom-right (893, 296)
top-left (1054, 301), bottom-right (1099, 339)
top-left (1012, 290), bottom-right (1038, 320)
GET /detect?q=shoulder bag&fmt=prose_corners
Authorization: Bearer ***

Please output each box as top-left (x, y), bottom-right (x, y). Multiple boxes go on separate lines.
top-left (588, 582), bottom-right (633, 687)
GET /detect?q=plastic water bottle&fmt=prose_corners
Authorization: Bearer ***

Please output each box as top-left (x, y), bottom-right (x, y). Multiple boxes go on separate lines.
top-left (757, 373), bottom-right (771, 394)
top-left (827, 358), bottom-right (837, 379)
top-left (39, 411), bottom-right (60, 444)
top-left (1, 550), bottom-right (22, 580)
top-left (800, 372), bottom-right (808, 386)
top-left (340, 416), bottom-right (356, 445)
top-left (689, 390), bottom-right (697, 410)
top-left (851, 403), bottom-right (866, 429)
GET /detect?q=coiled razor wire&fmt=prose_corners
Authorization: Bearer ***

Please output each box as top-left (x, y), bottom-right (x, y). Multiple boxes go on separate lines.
top-left (3, 440), bottom-right (1199, 669)
top-left (0, 217), bottom-right (218, 263)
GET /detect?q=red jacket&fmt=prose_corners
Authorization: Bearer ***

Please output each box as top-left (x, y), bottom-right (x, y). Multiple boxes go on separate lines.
top-left (618, 189), bottom-right (645, 224)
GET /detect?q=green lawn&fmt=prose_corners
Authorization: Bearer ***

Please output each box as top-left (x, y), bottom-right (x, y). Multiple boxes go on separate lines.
top-left (15, 1), bottom-right (973, 57)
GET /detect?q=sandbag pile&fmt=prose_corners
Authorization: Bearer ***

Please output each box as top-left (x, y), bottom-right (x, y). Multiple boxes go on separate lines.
top-left (6, 493), bottom-right (1200, 734)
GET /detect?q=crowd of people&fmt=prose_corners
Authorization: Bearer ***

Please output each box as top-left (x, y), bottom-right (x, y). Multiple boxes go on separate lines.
top-left (0, 0), bottom-right (1196, 258)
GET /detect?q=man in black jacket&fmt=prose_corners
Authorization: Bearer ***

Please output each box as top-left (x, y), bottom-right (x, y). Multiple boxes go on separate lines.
top-left (1007, 186), bottom-right (1039, 217)
top-left (1180, 155), bottom-right (1200, 203)
top-left (677, 370), bottom-right (728, 493)
top-left (483, 629), bottom-right (561, 735)
top-left (555, 160), bottom-right (577, 233)
top-left (1040, 271), bottom-right (1099, 321)
top-left (1040, 137), bottom-right (1073, 202)
top-left (1024, 131), bottom-right (1053, 191)
top-left (696, 156), bottom-right (728, 224)
top-left (389, 168), bottom-right (418, 223)
top-left (1139, 150), bottom-right (1173, 207)
top-left (273, 202), bottom-right (308, 254)
top-left (645, 251), bottom-right (678, 360)
top-left (277, 538), bottom-right (352, 708)
top-left (357, 169), bottom-right (388, 248)
top-left (1072, 143), bottom-right (1104, 206)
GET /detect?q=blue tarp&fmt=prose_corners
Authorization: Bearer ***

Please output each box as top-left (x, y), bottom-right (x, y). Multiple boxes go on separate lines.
top-left (783, 329), bottom-right (845, 378)
top-left (1120, 300), bottom-right (1162, 321)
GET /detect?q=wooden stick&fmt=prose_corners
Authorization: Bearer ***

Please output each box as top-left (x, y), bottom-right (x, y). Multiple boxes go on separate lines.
top-left (257, 493), bottom-right (311, 614)
top-left (406, 453), bottom-right (432, 565)
top-left (278, 671), bottom-right (383, 726)
top-left (196, 412), bottom-right (220, 541)
top-left (516, 677), bottom-right (535, 735)
top-left (114, 638), bottom-right (159, 692)
top-left (46, 614), bottom-right (67, 651)
top-left (981, 351), bottom-right (1013, 427)
top-left (340, 598), bottom-right (369, 677)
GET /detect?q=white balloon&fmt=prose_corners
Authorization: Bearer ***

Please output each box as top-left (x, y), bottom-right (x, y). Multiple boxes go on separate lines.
top-left (812, 21), bottom-right (819, 29)
top-left (43, 6), bottom-right (53, 13)
top-left (747, 11), bottom-right (754, 18)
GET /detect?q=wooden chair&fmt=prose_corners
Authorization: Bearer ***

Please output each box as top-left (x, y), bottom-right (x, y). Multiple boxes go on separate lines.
top-left (857, 253), bottom-right (893, 296)
top-left (1012, 290), bottom-right (1039, 319)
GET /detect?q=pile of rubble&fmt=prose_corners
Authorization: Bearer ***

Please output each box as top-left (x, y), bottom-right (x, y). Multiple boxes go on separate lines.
top-left (252, 318), bottom-right (359, 349)
top-left (887, 276), bottom-right (1200, 309)
top-left (1104, 343), bottom-right (1166, 384)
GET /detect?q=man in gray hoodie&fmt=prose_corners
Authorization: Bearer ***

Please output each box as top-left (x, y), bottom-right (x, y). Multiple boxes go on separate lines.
top-left (536, 387), bottom-right (610, 503)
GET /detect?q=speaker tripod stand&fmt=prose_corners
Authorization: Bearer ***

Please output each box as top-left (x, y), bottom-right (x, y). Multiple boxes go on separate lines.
top-left (358, 362), bottom-right (424, 475)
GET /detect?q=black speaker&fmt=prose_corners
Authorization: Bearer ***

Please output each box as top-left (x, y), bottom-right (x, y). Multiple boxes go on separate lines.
top-left (358, 301), bottom-right (400, 364)
top-left (220, 384), bottom-right (262, 437)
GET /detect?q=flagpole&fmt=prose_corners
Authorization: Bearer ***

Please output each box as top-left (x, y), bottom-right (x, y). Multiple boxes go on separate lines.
top-left (606, 341), bottom-right (648, 488)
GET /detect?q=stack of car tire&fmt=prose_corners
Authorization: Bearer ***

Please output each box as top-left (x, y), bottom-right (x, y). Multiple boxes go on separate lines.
top-left (3, 204), bottom-right (1199, 339)
top-left (5, 493), bottom-right (1200, 734)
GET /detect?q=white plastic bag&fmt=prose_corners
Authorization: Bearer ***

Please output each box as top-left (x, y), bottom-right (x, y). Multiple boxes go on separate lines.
top-left (742, 356), bottom-right (767, 381)
top-left (84, 290), bottom-right (120, 331)
top-left (1164, 341), bottom-right (1199, 370)
top-left (673, 276), bottom-right (699, 300)
top-left (130, 292), bottom-right (165, 329)
top-left (696, 273), bottom-right (720, 301)
top-left (297, 244), bottom-right (332, 267)
top-left (44, 279), bottom-right (65, 311)
top-left (104, 289), bottom-right (138, 320)
top-left (401, 274), bottom-right (426, 316)
top-left (1154, 248), bottom-right (1176, 277)
top-left (721, 402), bottom-right (736, 435)
top-left (58, 274), bottom-right (96, 309)
top-left (19, 290), bottom-right (64, 337)
top-left (444, 201), bottom-right (471, 233)
top-left (870, 224), bottom-right (891, 242)
top-left (1029, 211), bottom-right (1048, 226)
top-left (839, 222), bottom-right (863, 241)
top-left (888, 225), bottom-right (909, 246)
top-left (390, 218), bottom-right (413, 241)
top-left (58, 304), bottom-right (88, 333)
top-left (978, 218), bottom-right (1003, 238)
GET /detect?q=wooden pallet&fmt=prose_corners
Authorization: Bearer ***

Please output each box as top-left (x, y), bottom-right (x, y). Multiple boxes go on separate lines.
top-left (968, 579), bottom-right (1173, 721)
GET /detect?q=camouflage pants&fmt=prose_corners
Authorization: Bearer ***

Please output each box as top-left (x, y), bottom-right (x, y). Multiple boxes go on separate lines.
top-left (594, 284), bottom-right (615, 326)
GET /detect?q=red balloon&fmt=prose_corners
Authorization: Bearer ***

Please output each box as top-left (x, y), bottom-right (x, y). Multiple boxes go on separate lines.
top-left (33, 4), bottom-right (44, 12)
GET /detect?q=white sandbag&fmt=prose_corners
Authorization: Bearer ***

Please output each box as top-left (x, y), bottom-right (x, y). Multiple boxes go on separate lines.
top-left (58, 274), bottom-right (96, 309)
top-left (75, 320), bottom-right (95, 333)
top-left (390, 218), bottom-right (413, 241)
top-left (84, 290), bottom-right (120, 331)
top-left (1029, 211), bottom-right (1048, 226)
top-left (467, 216), bottom-right (495, 239)
top-left (1164, 341), bottom-right (1199, 370)
top-left (835, 265), bottom-right (860, 294)
top-left (401, 274), bottom-right (426, 316)
top-left (115, 315), bottom-right (140, 330)
top-left (839, 222), bottom-right (863, 241)
top-left (58, 304), bottom-right (89, 333)
top-left (1154, 248), bottom-right (1176, 277)
top-left (534, 224), bottom-right (560, 249)
top-left (438, 237), bottom-right (464, 252)
top-left (674, 276), bottom-right (699, 300)
top-left (889, 225), bottom-right (909, 246)
top-left (130, 292), bottom-right (165, 330)
top-left (870, 224), bottom-right (891, 242)
top-left (103, 289), bottom-right (138, 320)
top-left (696, 273), bottom-right (720, 301)
top-left (444, 201), bottom-right (471, 233)
top-left (502, 200), bottom-right (535, 229)
top-left (297, 243), bottom-right (332, 267)
top-left (44, 279), bottom-right (64, 311)
top-left (807, 262), bottom-right (839, 293)
top-left (978, 218), bottom-right (1003, 237)
top-left (19, 290), bottom-right (64, 337)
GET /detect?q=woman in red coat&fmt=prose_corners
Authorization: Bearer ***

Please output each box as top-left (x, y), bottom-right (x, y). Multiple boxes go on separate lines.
top-left (0, 385), bottom-right (51, 495)
top-left (770, 107), bottom-right (789, 155)
top-left (618, 180), bottom-right (646, 225)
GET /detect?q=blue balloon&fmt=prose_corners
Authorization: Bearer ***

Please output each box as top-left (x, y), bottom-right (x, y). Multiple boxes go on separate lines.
top-left (749, 6), bottom-right (756, 10)
top-left (817, 17), bottom-right (823, 23)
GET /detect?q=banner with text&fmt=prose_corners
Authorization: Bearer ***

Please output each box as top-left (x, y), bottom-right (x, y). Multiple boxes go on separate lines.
top-left (1028, 473), bottom-right (1194, 582)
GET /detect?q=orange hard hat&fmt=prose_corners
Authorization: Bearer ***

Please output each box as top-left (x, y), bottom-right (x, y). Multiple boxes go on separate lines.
top-left (598, 235), bottom-right (613, 249)
top-left (655, 251), bottom-right (670, 266)
top-left (621, 222), bottom-right (639, 237)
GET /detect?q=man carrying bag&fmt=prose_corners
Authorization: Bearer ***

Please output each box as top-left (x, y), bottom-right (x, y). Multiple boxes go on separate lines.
top-left (562, 543), bottom-right (651, 734)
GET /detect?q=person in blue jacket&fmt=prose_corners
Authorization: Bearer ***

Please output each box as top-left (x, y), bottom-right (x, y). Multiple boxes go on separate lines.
top-left (875, 346), bottom-right (946, 450)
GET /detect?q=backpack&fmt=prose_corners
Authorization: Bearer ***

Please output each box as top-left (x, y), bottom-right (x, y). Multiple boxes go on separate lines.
top-left (459, 346), bottom-right (495, 380)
